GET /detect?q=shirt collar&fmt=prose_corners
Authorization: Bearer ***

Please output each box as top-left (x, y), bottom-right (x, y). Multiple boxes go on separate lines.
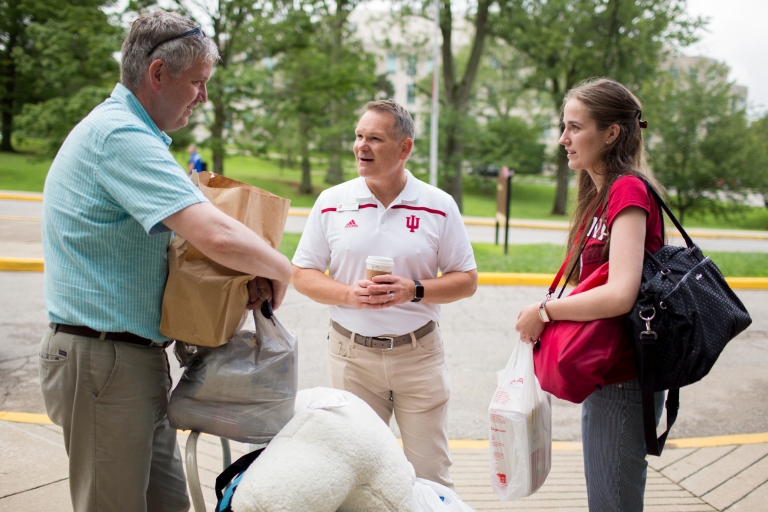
top-left (353, 169), bottom-right (420, 204)
top-left (111, 83), bottom-right (173, 147)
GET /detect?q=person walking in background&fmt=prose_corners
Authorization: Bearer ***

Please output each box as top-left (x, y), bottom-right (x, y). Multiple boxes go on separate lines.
top-left (187, 143), bottom-right (203, 177)
top-left (39, 11), bottom-right (291, 512)
top-left (291, 100), bottom-right (478, 487)
top-left (514, 78), bottom-right (666, 511)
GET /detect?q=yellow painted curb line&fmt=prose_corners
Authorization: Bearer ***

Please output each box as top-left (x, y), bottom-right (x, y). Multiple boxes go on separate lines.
top-left (448, 439), bottom-right (583, 450)
top-left (0, 258), bottom-right (44, 271)
top-left (665, 432), bottom-right (768, 449)
top-left (2, 260), bottom-right (768, 289)
top-left (0, 411), bottom-right (53, 424)
top-left (0, 193), bottom-right (43, 202)
top-left (4, 412), bottom-right (766, 450)
top-left (477, 272), bottom-right (554, 287)
top-left (725, 277), bottom-right (768, 289)
top-left (0, 215), bottom-right (41, 222)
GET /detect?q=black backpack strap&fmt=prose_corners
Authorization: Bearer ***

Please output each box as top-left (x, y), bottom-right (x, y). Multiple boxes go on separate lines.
top-left (641, 339), bottom-right (680, 456)
top-left (215, 447), bottom-right (265, 501)
top-left (638, 178), bottom-right (695, 250)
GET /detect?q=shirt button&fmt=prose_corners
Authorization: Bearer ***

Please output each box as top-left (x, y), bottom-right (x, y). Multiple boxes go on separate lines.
top-left (617, 384), bottom-right (623, 388)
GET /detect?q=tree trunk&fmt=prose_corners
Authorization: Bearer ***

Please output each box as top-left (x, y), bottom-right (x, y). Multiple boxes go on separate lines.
top-left (299, 114), bottom-right (312, 194)
top-left (437, 0), bottom-right (491, 213)
top-left (211, 74), bottom-right (226, 175)
top-left (326, 149), bottom-right (344, 184)
top-left (445, 123), bottom-right (463, 212)
top-left (1, 108), bottom-right (14, 152)
top-left (324, 0), bottom-right (348, 186)
top-left (552, 149), bottom-right (569, 215)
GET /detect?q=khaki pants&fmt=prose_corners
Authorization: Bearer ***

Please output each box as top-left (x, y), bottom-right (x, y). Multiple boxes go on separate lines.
top-left (38, 327), bottom-right (189, 512)
top-left (327, 323), bottom-right (453, 487)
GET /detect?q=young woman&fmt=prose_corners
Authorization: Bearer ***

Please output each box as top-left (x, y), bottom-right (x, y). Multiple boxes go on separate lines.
top-left (515, 78), bottom-right (666, 511)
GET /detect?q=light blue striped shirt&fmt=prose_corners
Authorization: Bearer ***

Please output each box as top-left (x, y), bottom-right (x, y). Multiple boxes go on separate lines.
top-left (42, 83), bottom-right (207, 342)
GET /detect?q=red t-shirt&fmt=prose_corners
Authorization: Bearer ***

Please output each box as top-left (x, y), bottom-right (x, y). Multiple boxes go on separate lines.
top-left (579, 176), bottom-right (663, 282)
top-left (577, 175), bottom-right (664, 383)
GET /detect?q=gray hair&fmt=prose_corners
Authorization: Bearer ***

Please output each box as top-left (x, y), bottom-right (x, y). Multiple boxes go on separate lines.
top-left (365, 100), bottom-right (415, 141)
top-left (121, 11), bottom-right (220, 92)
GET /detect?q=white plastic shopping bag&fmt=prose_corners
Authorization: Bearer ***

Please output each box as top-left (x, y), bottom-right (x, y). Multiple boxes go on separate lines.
top-left (412, 478), bottom-right (476, 512)
top-left (488, 340), bottom-right (552, 500)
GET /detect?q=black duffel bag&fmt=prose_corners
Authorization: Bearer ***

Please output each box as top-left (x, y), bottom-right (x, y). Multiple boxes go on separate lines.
top-left (628, 180), bottom-right (752, 456)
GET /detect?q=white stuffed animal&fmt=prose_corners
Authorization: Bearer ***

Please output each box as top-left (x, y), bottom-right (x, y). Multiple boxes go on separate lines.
top-left (232, 387), bottom-right (415, 512)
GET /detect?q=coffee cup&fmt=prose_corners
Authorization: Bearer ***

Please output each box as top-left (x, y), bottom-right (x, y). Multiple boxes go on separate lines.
top-left (365, 256), bottom-right (394, 281)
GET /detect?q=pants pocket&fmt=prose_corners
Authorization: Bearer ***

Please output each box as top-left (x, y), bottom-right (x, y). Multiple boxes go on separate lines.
top-left (328, 328), bottom-right (355, 359)
top-left (415, 327), bottom-right (443, 354)
top-left (90, 340), bottom-right (118, 400)
top-left (38, 331), bottom-right (68, 366)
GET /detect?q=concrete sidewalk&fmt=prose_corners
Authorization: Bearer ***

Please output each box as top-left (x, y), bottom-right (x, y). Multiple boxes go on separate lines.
top-left (1, 418), bottom-right (766, 511)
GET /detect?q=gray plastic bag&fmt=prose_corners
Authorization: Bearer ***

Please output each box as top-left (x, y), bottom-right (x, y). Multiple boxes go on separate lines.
top-left (168, 307), bottom-right (297, 443)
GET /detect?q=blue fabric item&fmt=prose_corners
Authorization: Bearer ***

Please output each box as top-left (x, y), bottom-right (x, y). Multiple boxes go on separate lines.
top-left (217, 473), bottom-right (244, 511)
top-left (581, 379), bottom-right (664, 512)
top-left (189, 151), bottom-right (203, 173)
top-left (42, 83), bottom-right (207, 342)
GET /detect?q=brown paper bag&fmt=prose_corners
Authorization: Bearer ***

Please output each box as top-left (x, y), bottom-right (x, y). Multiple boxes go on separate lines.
top-left (160, 172), bottom-right (290, 347)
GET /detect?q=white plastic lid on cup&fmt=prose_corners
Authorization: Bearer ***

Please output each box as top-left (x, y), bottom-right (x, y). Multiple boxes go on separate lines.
top-left (365, 256), bottom-right (394, 272)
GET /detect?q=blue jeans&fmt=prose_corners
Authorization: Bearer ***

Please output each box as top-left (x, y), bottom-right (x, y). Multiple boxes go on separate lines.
top-left (582, 379), bottom-right (664, 512)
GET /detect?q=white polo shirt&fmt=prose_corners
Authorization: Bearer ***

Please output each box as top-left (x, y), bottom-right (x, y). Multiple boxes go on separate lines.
top-left (292, 170), bottom-right (476, 336)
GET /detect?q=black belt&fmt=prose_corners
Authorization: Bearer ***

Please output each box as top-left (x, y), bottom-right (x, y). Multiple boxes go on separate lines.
top-left (331, 320), bottom-right (436, 351)
top-left (49, 323), bottom-right (168, 349)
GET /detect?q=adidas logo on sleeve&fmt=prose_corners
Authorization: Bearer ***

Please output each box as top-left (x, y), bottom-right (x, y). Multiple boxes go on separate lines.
top-left (345, 219), bottom-right (358, 228)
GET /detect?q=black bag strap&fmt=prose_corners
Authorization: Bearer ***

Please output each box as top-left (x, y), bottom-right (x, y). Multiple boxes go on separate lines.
top-left (637, 176), bottom-right (683, 456)
top-left (641, 338), bottom-right (680, 456)
top-left (639, 178), bottom-right (695, 249)
top-left (215, 447), bottom-right (265, 501)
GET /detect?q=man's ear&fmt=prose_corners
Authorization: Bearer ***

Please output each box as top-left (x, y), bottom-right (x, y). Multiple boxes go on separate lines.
top-left (148, 59), bottom-right (166, 92)
top-left (400, 138), bottom-right (414, 161)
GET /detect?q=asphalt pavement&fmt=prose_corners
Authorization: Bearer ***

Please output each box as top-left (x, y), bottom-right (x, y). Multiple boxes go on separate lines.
top-left (2, 193), bottom-right (768, 510)
top-left (2, 270), bottom-right (767, 441)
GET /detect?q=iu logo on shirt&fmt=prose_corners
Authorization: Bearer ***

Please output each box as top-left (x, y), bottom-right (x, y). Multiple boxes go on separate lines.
top-left (345, 219), bottom-right (358, 228)
top-left (406, 215), bottom-right (420, 232)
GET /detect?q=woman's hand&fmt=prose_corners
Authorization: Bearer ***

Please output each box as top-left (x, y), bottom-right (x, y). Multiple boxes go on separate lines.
top-left (516, 302), bottom-right (546, 344)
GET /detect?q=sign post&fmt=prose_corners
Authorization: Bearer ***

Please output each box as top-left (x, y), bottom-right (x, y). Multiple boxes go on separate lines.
top-left (495, 166), bottom-right (514, 254)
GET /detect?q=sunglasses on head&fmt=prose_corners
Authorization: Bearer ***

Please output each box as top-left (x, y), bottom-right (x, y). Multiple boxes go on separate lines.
top-left (146, 26), bottom-right (206, 57)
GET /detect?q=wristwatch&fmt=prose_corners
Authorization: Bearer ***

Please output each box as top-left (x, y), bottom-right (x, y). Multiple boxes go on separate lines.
top-left (538, 298), bottom-right (551, 323)
top-left (411, 280), bottom-right (424, 303)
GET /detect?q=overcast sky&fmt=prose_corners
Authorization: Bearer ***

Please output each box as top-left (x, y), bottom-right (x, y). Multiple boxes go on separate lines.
top-left (684, 0), bottom-right (767, 115)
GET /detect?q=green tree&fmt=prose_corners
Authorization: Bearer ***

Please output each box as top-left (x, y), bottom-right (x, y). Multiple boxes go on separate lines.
top-left (0, 0), bottom-right (121, 152)
top-left (743, 113), bottom-right (768, 210)
top-left (129, 0), bottom-right (281, 175)
top-left (493, 0), bottom-right (701, 215)
top-left (397, 0), bottom-right (494, 212)
top-left (467, 41), bottom-right (547, 174)
top-left (234, 1), bottom-right (376, 194)
top-left (645, 62), bottom-right (751, 223)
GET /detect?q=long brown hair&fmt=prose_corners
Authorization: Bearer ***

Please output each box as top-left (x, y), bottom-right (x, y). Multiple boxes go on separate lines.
top-left (562, 78), bottom-right (665, 283)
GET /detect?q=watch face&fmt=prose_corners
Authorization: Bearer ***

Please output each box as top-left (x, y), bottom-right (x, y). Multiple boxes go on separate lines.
top-left (415, 285), bottom-right (424, 298)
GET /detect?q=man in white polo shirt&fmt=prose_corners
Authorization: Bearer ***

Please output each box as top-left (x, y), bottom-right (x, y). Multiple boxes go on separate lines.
top-left (292, 100), bottom-right (478, 487)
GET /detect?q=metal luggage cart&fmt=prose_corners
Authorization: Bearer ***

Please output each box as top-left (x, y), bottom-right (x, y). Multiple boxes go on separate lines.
top-left (185, 432), bottom-right (232, 512)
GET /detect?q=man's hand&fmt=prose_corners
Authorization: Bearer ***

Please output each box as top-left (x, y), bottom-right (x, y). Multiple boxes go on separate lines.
top-left (348, 274), bottom-right (414, 309)
top-left (246, 277), bottom-right (272, 311)
top-left (247, 276), bottom-right (289, 311)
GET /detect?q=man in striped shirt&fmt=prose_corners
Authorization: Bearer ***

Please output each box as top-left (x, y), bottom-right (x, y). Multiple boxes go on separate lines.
top-left (39, 11), bottom-right (292, 512)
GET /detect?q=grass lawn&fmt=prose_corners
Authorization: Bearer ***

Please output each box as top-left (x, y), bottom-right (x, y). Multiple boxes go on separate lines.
top-left (0, 150), bottom-right (51, 192)
top-left (278, 233), bottom-right (768, 277)
top-left (3, 146), bottom-right (768, 230)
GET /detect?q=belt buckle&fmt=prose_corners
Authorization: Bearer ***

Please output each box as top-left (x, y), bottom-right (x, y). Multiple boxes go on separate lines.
top-left (374, 336), bottom-right (394, 351)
